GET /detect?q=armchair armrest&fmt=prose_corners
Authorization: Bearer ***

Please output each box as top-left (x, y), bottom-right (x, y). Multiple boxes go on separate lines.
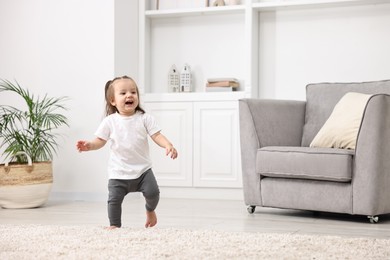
top-left (239, 99), bottom-right (306, 147)
top-left (353, 94), bottom-right (390, 215)
top-left (238, 98), bottom-right (306, 205)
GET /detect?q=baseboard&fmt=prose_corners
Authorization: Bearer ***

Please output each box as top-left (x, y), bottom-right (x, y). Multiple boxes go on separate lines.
top-left (49, 192), bottom-right (141, 202)
top-left (159, 187), bottom-right (243, 201)
top-left (50, 187), bottom-right (243, 202)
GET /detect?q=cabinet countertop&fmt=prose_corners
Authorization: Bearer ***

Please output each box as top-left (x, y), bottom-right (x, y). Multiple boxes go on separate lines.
top-left (143, 91), bottom-right (247, 102)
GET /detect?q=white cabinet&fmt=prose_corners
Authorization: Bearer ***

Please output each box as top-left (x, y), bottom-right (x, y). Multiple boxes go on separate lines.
top-left (145, 101), bottom-right (193, 187)
top-left (144, 97), bottom-right (242, 188)
top-left (193, 101), bottom-right (241, 188)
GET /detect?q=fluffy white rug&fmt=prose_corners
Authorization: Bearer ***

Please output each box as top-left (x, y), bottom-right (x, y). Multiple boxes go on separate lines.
top-left (0, 225), bottom-right (389, 259)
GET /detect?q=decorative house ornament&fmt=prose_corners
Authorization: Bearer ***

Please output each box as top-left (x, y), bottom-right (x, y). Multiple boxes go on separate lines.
top-left (180, 63), bottom-right (192, 92)
top-left (212, 0), bottom-right (225, 6)
top-left (168, 64), bottom-right (180, 92)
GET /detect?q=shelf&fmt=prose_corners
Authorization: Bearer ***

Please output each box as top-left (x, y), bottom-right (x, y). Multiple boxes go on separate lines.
top-left (143, 91), bottom-right (246, 102)
top-left (145, 5), bottom-right (245, 18)
top-left (140, 0), bottom-right (390, 98)
top-left (252, 0), bottom-right (390, 11)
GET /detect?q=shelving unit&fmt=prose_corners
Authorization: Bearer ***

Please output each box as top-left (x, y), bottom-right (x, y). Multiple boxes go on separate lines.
top-left (138, 0), bottom-right (389, 191)
top-left (139, 0), bottom-right (389, 99)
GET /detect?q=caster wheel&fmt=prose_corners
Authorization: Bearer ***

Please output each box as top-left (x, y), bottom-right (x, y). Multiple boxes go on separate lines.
top-left (368, 215), bottom-right (379, 224)
top-left (247, 205), bottom-right (256, 214)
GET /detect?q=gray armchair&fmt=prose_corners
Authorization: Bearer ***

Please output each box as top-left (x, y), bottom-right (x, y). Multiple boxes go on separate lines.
top-left (239, 80), bottom-right (390, 223)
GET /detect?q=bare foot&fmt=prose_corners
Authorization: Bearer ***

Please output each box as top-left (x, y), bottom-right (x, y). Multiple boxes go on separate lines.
top-left (105, 226), bottom-right (119, 230)
top-left (145, 211), bottom-right (157, 228)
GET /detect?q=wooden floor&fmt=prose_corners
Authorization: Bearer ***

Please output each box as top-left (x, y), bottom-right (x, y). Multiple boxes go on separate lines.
top-left (1, 197), bottom-right (390, 239)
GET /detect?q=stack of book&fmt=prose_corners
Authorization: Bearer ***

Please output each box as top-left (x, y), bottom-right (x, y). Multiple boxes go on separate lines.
top-left (205, 78), bottom-right (239, 92)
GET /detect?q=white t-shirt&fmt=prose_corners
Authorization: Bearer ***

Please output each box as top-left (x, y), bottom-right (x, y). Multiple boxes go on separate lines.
top-left (95, 111), bottom-right (161, 180)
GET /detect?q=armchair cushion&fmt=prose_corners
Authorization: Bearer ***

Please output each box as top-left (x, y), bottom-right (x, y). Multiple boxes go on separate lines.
top-left (257, 146), bottom-right (354, 182)
top-left (310, 92), bottom-right (372, 149)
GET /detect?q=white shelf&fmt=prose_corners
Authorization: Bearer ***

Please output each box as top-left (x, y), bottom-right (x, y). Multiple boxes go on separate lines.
top-left (252, 0), bottom-right (390, 11)
top-left (139, 0), bottom-right (390, 98)
top-left (143, 91), bottom-right (246, 103)
top-left (145, 5), bottom-right (245, 18)
top-left (140, 1), bottom-right (247, 97)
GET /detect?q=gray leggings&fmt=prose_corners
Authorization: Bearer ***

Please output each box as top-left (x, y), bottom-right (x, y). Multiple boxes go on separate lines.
top-left (107, 168), bottom-right (160, 227)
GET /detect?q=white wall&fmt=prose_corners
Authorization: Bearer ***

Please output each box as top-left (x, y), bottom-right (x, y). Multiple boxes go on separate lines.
top-left (115, 0), bottom-right (138, 79)
top-left (259, 3), bottom-right (390, 100)
top-left (1, 1), bottom-right (390, 200)
top-left (0, 0), bottom-right (115, 200)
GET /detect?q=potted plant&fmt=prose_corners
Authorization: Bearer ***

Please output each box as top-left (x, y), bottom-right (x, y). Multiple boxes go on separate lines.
top-left (0, 79), bottom-right (68, 208)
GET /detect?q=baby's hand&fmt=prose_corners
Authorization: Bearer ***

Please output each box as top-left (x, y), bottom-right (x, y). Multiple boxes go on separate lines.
top-left (76, 140), bottom-right (90, 152)
top-left (166, 145), bottom-right (178, 160)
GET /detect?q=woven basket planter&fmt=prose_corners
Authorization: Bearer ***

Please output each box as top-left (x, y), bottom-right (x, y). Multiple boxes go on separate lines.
top-left (0, 152), bottom-right (53, 209)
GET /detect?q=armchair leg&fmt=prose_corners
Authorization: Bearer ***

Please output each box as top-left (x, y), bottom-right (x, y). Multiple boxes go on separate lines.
top-left (247, 205), bottom-right (256, 214)
top-left (367, 215), bottom-right (379, 224)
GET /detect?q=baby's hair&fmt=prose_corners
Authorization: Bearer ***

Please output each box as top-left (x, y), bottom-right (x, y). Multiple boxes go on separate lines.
top-left (104, 75), bottom-right (145, 116)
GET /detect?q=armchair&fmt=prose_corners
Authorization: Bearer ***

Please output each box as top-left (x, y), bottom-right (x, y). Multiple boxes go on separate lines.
top-left (239, 80), bottom-right (390, 223)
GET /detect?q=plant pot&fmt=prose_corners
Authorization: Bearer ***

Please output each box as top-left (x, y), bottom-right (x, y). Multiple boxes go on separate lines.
top-left (0, 152), bottom-right (53, 209)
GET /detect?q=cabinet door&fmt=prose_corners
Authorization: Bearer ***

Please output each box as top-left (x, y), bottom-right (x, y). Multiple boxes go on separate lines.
top-left (144, 102), bottom-right (193, 187)
top-left (193, 101), bottom-right (242, 188)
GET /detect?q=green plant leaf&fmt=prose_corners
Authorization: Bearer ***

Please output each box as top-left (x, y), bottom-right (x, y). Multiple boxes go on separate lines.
top-left (0, 79), bottom-right (69, 162)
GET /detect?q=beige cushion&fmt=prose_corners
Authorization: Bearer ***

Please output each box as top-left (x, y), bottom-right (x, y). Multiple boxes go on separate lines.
top-left (310, 92), bottom-right (372, 149)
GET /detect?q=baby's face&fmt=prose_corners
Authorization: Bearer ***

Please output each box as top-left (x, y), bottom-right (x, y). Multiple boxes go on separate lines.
top-left (110, 78), bottom-right (139, 116)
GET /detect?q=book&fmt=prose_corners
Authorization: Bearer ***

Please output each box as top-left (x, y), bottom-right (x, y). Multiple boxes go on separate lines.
top-left (206, 81), bottom-right (239, 88)
top-left (207, 77), bottom-right (239, 83)
top-left (206, 86), bottom-right (236, 92)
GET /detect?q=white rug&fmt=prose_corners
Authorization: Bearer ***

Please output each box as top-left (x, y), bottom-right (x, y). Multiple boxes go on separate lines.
top-left (0, 225), bottom-right (389, 259)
